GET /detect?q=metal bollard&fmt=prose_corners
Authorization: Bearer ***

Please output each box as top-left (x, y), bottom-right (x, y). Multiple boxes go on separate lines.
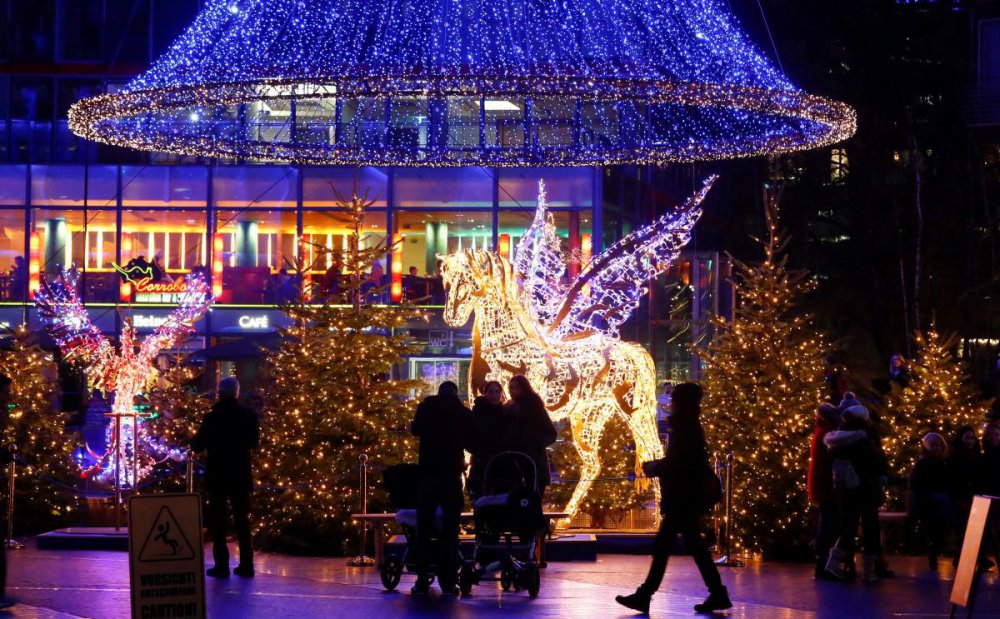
top-left (714, 451), bottom-right (744, 567)
top-left (6, 444), bottom-right (23, 550)
top-left (346, 453), bottom-right (375, 567)
top-left (186, 451), bottom-right (195, 494)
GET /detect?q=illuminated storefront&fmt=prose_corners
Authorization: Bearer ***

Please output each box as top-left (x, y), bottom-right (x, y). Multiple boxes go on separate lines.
top-left (0, 162), bottom-right (721, 392)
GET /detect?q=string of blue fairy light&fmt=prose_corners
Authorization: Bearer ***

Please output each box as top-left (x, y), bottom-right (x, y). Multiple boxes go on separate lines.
top-left (67, 0), bottom-right (855, 166)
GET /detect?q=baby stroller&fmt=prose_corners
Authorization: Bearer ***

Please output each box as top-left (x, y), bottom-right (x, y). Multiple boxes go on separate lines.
top-left (460, 451), bottom-right (545, 597)
top-left (378, 463), bottom-right (464, 591)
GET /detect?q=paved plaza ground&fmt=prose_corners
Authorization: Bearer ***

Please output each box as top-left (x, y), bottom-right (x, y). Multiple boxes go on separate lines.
top-left (0, 544), bottom-right (996, 618)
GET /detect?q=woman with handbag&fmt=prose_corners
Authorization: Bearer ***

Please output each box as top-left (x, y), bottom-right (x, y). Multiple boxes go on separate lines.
top-left (823, 405), bottom-right (888, 583)
top-left (615, 382), bottom-right (731, 615)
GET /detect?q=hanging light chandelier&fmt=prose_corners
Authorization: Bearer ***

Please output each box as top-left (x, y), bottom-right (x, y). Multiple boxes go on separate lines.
top-left (69, 0), bottom-right (855, 166)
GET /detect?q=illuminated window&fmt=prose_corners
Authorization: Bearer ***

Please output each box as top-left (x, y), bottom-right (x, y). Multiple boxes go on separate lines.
top-left (830, 147), bottom-right (849, 182)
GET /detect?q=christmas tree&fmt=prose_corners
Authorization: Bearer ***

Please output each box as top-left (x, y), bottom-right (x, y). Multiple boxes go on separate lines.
top-left (254, 181), bottom-right (424, 554)
top-left (696, 190), bottom-right (829, 558)
top-left (882, 329), bottom-right (990, 480)
top-left (548, 417), bottom-right (650, 528)
top-left (0, 325), bottom-right (76, 531)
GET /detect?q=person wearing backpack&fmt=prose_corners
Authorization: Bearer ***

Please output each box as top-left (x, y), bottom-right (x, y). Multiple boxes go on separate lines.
top-left (615, 383), bottom-right (731, 615)
top-left (823, 405), bottom-right (888, 583)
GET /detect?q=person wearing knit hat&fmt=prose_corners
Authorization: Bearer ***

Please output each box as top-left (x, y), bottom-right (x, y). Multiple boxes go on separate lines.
top-left (822, 404), bottom-right (888, 583)
top-left (810, 402), bottom-right (842, 579)
top-left (838, 392), bottom-right (861, 412)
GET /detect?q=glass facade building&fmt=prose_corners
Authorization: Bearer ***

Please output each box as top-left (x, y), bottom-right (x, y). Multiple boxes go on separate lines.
top-left (0, 1), bottom-right (726, 399)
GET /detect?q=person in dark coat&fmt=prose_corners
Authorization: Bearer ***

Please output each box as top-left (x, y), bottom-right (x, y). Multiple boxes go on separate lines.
top-left (809, 402), bottom-right (841, 579)
top-left (823, 405), bottom-right (888, 583)
top-left (191, 377), bottom-right (260, 578)
top-left (948, 426), bottom-right (981, 521)
top-left (410, 381), bottom-right (472, 596)
top-left (980, 423), bottom-right (1000, 497)
top-left (908, 432), bottom-right (959, 570)
top-left (503, 375), bottom-right (557, 497)
top-left (468, 380), bottom-right (506, 500)
top-left (616, 383), bottom-right (731, 615)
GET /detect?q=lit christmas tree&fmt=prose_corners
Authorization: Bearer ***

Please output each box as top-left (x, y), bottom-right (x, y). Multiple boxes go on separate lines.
top-left (0, 325), bottom-right (75, 530)
top-left (254, 182), bottom-right (424, 554)
top-left (548, 417), bottom-right (650, 529)
top-left (697, 190), bottom-right (829, 558)
top-left (882, 329), bottom-right (990, 479)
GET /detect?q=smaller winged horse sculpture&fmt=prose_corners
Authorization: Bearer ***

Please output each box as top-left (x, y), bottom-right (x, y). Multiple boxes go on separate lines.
top-left (35, 268), bottom-right (213, 483)
top-left (441, 176), bottom-right (717, 516)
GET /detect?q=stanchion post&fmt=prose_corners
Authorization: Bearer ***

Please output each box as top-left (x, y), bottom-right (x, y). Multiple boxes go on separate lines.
top-left (712, 452), bottom-right (721, 552)
top-left (347, 453), bottom-right (374, 567)
top-left (5, 444), bottom-right (23, 550)
top-left (186, 451), bottom-right (195, 494)
top-left (715, 451), bottom-right (744, 567)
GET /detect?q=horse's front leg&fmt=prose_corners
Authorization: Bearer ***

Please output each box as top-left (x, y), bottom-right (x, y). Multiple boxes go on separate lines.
top-left (563, 413), bottom-right (606, 521)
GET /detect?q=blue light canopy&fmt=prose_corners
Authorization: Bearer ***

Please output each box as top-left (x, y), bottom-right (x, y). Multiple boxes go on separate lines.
top-left (69, 0), bottom-right (855, 166)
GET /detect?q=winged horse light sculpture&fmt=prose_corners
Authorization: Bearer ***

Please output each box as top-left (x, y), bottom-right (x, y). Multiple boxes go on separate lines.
top-left (441, 176), bottom-right (717, 516)
top-left (35, 268), bottom-right (213, 486)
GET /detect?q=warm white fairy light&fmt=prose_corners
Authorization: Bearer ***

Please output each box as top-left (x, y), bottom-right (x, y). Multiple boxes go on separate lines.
top-left (440, 177), bottom-right (714, 515)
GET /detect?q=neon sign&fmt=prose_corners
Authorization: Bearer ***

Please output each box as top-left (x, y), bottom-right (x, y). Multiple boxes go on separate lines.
top-left (114, 263), bottom-right (189, 303)
top-left (238, 315), bottom-right (269, 330)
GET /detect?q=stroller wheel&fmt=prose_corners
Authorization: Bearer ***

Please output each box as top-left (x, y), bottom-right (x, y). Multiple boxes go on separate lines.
top-left (500, 568), bottom-right (514, 592)
top-left (380, 556), bottom-right (403, 591)
top-left (525, 564), bottom-right (540, 598)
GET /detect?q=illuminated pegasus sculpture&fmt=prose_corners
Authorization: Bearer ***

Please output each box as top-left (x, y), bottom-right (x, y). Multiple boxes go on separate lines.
top-left (441, 176), bottom-right (717, 516)
top-left (35, 269), bottom-right (213, 485)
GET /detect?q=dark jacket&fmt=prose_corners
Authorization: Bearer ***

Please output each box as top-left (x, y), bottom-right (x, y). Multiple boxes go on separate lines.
top-left (649, 413), bottom-right (710, 517)
top-left (825, 424), bottom-right (887, 506)
top-left (410, 394), bottom-right (472, 478)
top-left (468, 396), bottom-right (506, 493)
top-left (191, 397), bottom-right (260, 494)
top-left (503, 394), bottom-right (558, 490)
top-left (947, 445), bottom-right (981, 508)
top-left (908, 455), bottom-right (950, 517)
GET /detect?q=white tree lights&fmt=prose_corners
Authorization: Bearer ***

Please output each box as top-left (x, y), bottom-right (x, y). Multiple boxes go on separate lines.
top-left (35, 270), bottom-right (213, 487)
top-left (441, 177), bottom-right (715, 515)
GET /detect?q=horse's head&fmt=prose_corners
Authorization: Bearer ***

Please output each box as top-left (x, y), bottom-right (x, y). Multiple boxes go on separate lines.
top-left (440, 250), bottom-right (513, 327)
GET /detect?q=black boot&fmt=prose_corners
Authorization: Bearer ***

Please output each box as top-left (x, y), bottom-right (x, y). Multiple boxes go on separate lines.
top-left (694, 587), bottom-right (732, 614)
top-left (615, 590), bottom-right (651, 614)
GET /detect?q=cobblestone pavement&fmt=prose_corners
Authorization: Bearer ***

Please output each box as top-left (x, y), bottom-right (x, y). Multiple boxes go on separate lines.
top-left (0, 544), bottom-right (996, 618)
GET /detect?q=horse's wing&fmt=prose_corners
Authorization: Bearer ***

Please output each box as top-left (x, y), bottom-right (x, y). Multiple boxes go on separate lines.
top-left (138, 272), bottom-right (213, 365)
top-left (512, 179), bottom-right (566, 327)
top-left (546, 175), bottom-right (717, 339)
top-left (35, 268), bottom-right (114, 364)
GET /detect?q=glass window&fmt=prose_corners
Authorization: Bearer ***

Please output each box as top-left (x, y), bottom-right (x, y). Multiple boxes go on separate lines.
top-left (0, 166), bottom-right (27, 205)
top-left (12, 1), bottom-right (54, 62)
top-left (105, 0), bottom-right (150, 63)
top-left (122, 166), bottom-right (208, 208)
top-left (302, 167), bottom-right (388, 207)
top-left (213, 166), bottom-right (298, 209)
top-left (215, 210), bottom-right (297, 304)
top-left (497, 168), bottom-right (594, 208)
top-left (498, 210), bottom-right (593, 278)
top-left (393, 168), bottom-right (493, 208)
top-left (56, 79), bottom-right (103, 119)
top-left (32, 208), bottom-right (117, 302)
top-left (30, 165), bottom-right (118, 206)
top-left (57, 0), bottom-right (104, 62)
top-left (10, 78), bottom-right (53, 121)
top-left (0, 209), bottom-right (27, 301)
top-left (394, 211), bottom-right (492, 304)
top-left (302, 209), bottom-right (387, 302)
top-left (123, 209), bottom-right (208, 274)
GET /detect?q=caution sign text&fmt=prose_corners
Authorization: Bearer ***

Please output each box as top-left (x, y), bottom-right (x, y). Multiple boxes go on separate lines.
top-left (129, 494), bottom-right (206, 619)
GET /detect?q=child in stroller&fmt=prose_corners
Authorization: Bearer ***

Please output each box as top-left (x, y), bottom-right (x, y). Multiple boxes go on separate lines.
top-left (378, 463), bottom-right (465, 592)
top-left (460, 451), bottom-right (546, 597)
